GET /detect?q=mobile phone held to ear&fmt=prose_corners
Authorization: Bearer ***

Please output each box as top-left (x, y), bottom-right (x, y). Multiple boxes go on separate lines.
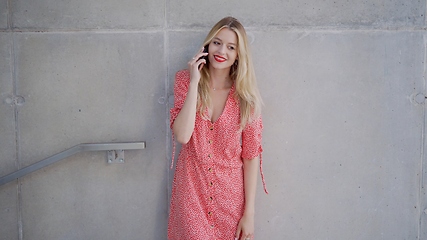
top-left (197, 45), bottom-right (208, 70)
top-left (199, 45), bottom-right (209, 62)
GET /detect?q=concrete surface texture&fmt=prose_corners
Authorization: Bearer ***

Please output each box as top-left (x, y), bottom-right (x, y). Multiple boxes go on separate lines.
top-left (0, 0), bottom-right (426, 239)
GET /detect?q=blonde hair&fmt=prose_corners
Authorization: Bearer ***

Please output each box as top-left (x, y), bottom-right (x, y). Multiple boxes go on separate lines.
top-left (198, 16), bottom-right (262, 129)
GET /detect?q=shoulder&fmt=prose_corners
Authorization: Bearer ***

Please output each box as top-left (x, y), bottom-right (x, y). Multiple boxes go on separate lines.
top-left (175, 69), bottom-right (190, 83)
top-left (173, 69), bottom-right (191, 96)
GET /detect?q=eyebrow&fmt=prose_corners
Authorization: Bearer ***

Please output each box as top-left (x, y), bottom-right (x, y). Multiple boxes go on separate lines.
top-left (213, 37), bottom-right (237, 46)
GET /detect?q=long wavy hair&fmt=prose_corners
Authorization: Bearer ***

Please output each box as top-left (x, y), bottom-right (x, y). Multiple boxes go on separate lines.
top-left (198, 16), bottom-right (262, 129)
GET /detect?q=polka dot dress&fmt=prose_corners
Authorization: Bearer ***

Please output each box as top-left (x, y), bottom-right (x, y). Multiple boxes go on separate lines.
top-left (168, 70), bottom-right (266, 240)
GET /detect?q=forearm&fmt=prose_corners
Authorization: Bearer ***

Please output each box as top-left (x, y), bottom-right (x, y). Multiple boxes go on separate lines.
top-left (172, 80), bottom-right (199, 144)
top-left (242, 156), bottom-right (259, 215)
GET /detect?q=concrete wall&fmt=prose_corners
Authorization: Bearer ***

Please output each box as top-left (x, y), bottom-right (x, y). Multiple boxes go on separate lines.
top-left (0, 0), bottom-right (426, 239)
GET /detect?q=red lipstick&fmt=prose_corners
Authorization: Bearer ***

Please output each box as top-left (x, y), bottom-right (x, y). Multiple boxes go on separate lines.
top-left (214, 55), bottom-right (226, 63)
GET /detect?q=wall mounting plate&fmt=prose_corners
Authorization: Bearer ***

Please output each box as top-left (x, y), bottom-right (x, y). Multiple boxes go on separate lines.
top-left (107, 150), bottom-right (125, 164)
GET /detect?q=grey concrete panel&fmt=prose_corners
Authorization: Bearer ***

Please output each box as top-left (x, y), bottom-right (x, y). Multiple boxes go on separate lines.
top-left (250, 31), bottom-right (424, 239)
top-left (21, 151), bottom-right (167, 240)
top-left (0, 33), bottom-right (18, 240)
top-left (422, 33), bottom-right (427, 240)
top-left (423, 131), bottom-right (427, 240)
top-left (12, 0), bottom-right (164, 29)
top-left (0, 0), bottom-right (7, 29)
top-left (15, 32), bottom-right (168, 239)
top-left (0, 33), bottom-right (16, 176)
top-left (168, 0), bottom-right (425, 28)
top-left (0, 183), bottom-right (19, 240)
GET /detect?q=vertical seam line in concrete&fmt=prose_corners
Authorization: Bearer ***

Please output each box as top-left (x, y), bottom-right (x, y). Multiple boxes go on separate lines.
top-left (11, 31), bottom-right (23, 240)
top-left (164, 0), bottom-right (172, 214)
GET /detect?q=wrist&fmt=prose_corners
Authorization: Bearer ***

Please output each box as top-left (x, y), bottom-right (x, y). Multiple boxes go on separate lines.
top-left (187, 81), bottom-right (199, 93)
top-left (189, 78), bottom-right (200, 86)
top-left (243, 208), bottom-right (255, 216)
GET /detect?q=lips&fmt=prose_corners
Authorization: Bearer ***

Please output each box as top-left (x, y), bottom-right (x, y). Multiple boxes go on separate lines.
top-left (213, 55), bottom-right (227, 63)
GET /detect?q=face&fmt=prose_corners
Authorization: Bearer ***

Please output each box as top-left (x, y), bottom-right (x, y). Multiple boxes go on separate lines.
top-left (207, 28), bottom-right (238, 70)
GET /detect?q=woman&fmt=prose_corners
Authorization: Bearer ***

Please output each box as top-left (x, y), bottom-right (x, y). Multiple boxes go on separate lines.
top-left (169, 16), bottom-right (267, 240)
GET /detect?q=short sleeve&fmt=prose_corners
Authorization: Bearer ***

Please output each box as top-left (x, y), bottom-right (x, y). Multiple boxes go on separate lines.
top-left (241, 115), bottom-right (263, 160)
top-left (170, 70), bottom-right (190, 129)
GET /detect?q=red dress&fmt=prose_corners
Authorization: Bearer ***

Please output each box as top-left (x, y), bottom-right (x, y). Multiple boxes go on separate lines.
top-left (168, 70), bottom-right (266, 240)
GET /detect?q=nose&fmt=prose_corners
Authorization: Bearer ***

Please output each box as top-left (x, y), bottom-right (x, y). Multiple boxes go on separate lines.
top-left (218, 44), bottom-right (227, 54)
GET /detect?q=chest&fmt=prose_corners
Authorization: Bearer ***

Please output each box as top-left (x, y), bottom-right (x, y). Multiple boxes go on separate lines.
top-left (208, 88), bottom-right (231, 123)
top-left (197, 95), bottom-right (241, 140)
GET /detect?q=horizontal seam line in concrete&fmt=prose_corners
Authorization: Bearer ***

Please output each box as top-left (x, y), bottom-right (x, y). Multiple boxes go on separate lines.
top-left (1, 26), bottom-right (427, 33)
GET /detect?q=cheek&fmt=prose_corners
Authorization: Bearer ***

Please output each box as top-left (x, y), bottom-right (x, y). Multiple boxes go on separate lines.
top-left (231, 52), bottom-right (238, 61)
top-left (208, 44), bottom-right (218, 53)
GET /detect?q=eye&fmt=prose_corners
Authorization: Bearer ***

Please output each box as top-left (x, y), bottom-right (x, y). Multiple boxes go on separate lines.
top-left (228, 46), bottom-right (236, 50)
top-left (213, 41), bottom-right (220, 45)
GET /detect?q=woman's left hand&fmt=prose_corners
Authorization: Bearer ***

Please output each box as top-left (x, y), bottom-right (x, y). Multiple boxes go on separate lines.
top-left (235, 213), bottom-right (254, 240)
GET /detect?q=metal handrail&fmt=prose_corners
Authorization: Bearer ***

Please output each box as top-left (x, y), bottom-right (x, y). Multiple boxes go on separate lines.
top-left (0, 142), bottom-right (146, 186)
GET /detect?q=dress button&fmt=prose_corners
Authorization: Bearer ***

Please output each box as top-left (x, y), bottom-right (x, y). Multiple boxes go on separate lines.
top-left (209, 196), bottom-right (213, 201)
top-left (208, 140), bottom-right (213, 144)
top-left (210, 225), bottom-right (214, 229)
top-left (208, 211), bottom-right (212, 216)
top-left (208, 167), bottom-right (212, 172)
top-left (209, 126), bottom-right (214, 130)
top-left (209, 181), bottom-right (213, 186)
top-left (208, 154), bottom-right (212, 158)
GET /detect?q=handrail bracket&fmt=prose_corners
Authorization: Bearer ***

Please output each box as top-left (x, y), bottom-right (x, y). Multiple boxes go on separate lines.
top-left (108, 149), bottom-right (125, 163)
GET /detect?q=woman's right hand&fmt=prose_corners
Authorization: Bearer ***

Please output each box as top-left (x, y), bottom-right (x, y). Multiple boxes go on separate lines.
top-left (173, 48), bottom-right (208, 144)
top-left (188, 47), bottom-right (208, 84)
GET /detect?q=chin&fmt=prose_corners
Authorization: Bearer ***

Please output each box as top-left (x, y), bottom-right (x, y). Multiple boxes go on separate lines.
top-left (211, 62), bottom-right (233, 70)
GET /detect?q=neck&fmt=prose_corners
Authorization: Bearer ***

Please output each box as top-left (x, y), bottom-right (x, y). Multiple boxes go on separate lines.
top-left (209, 67), bottom-right (232, 90)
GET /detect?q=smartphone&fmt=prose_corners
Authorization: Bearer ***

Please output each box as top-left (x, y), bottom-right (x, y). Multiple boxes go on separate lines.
top-left (197, 45), bottom-right (208, 70)
top-left (199, 45), bottom-right (209, 62)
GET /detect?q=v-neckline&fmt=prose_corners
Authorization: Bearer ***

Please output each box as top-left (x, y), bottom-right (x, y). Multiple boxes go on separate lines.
top-left (209, 84), bottom-right (234, 124)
